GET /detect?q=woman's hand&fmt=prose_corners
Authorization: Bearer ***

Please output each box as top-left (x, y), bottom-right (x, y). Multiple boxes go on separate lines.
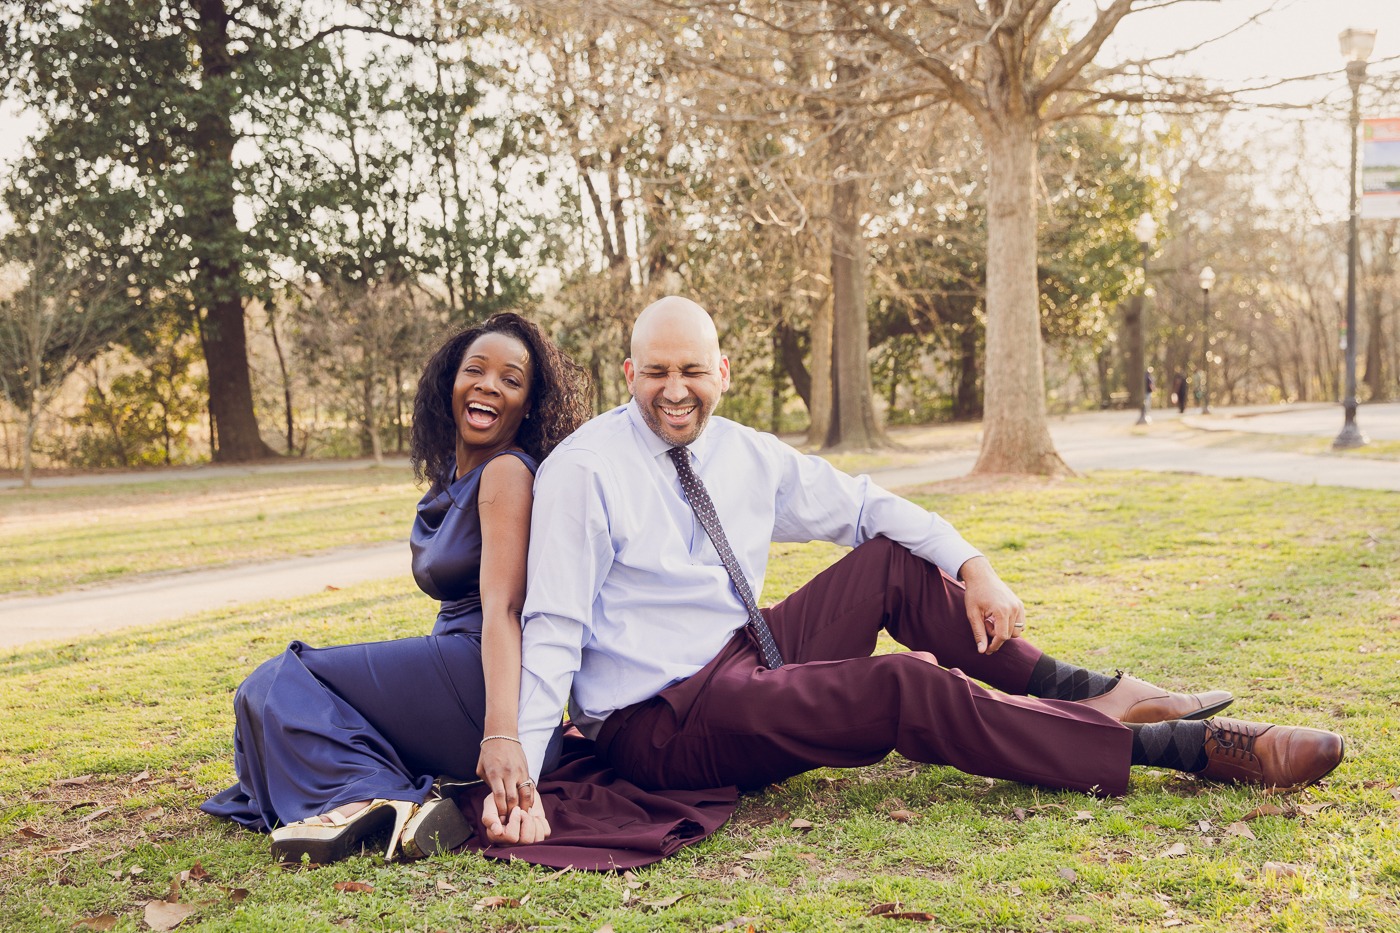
top-left (478, 793), bottom-right (551, 845)
top-left (477, 737), bottom-right (536, 822)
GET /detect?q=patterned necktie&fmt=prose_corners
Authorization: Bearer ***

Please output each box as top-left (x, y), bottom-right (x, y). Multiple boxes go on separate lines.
top-left (668, 446), bottom-right (785, 669)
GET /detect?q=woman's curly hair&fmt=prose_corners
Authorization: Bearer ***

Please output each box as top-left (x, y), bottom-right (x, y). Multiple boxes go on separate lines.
top-left (410, 312), bottom-right (592, 486)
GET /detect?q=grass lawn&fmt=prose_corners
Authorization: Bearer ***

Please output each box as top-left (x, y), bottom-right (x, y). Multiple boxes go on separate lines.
top-left (0, 467), bottom-right (421, 596)
top-left (0, 472), bottom-right (1397, 931)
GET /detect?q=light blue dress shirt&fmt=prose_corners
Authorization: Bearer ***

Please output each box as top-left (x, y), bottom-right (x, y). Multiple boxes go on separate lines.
top-left (516, 400), bottom-right (983, 779)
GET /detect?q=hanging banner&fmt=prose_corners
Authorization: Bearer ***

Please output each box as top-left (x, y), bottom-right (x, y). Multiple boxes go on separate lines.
top-left (1362, 117), bottom-right (1400, 219)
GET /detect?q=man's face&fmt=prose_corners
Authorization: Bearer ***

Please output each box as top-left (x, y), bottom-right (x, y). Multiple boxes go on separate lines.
top-left (624, 324), bottom-right (730, 447)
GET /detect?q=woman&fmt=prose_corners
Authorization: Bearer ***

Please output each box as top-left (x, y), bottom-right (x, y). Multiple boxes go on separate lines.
top-left (201, 313), bottom-right (591, 862)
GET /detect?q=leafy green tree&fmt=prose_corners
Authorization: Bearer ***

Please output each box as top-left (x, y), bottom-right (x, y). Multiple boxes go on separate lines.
top-left (1, 0), bottom-right (424, 462)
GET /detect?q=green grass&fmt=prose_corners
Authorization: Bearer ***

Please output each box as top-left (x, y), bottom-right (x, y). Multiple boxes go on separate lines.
top-left (0, 467), bottom-right (422, 596)
top-left (1, 472), bottom-right (1397, 931)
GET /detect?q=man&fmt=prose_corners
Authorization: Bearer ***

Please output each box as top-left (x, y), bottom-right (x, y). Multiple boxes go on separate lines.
top-left (514, 296), bottom-right (1343, 801)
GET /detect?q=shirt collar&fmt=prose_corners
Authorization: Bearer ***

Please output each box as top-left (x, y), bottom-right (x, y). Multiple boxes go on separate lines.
top-left (625, 398), bottom-right (714, 468)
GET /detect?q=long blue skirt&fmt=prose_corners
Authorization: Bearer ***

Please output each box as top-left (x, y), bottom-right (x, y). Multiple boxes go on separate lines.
top-left (202, 611), bottom-right (559, 832)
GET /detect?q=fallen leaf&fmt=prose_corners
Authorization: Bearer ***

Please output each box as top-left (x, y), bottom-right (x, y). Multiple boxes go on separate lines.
top-left (741, 851), bottom-right (771, 861)
top-left (1072, 810), bottom-right (1094, 822)
top-left (333, 881), bottom-right (374, 893)
top-left (869, 902), bottom-right (934, 920)
top-left (473, 895), bottom-right (520, 911)
top-left (325, 585), bottom-right (341, 591)
top-left (137, 806), bottom-right (166, 821)
top-left (730, 866), bottom-right (751, 879)
top-left (1196, 820), bottom-right (1213, 833)
top-left (594, 926), bottom-right (616, 933)
top-left (1161, 843), bottom-right (1189, 858)
top-left (1163, 921), bottom-right (1185, 928)
top-left (794, 853), bottom-right (819, 863)
top-left (55, 775), bottom-right (93, 787)
top-left (144, 900), bottom-right (197, 931)
top-left (17, 826), bottom-right (46, 840)
top-left (72, 915), bottom-right (118, 931)
top-left (187, 862), bottom-right (209, 882)
top-left (1057, 867), bottom-right (1078, 882)
top-left (222, 887), bottom-right (249, 903)
top-left (128, 866), bottom-right (144, 877)
top-left (1064, 916), bottom-right (1093, 924)
top-left (41, 843), bottom-right (89, 856)
top-left (1262, 861), bottom-right (1303, 878)
top-left (888, 809), bottom-right (917, 823)
top-left (1243, 804), bottom-right (1287, 821)
top-left (436, 880), bottom-right (459, 893)
top-left (62, 800), bottom-right (99, 813)
top-left (79, 808), bottom-right (112, 823)
top-left (1296, 802), bottom-right (1332, 817)
top-left (643, 893), bottom-right (691, 910)
top-left (1225, 822), bottom-right (1256, 840)
top-left (1011, 808), bottom-right (1028, 822)
top-left (789, 818), bottom-right (813, 832)
top-left (130, 770), bottom-right (151, 784)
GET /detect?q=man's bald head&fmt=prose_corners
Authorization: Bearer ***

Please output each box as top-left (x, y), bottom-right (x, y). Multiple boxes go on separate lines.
top-left (624, 296), bottom-right (730, 447)
top-left (630, 296), bottom-right (719, 361)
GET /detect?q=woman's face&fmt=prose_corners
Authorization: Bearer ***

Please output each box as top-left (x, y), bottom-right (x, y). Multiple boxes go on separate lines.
top-left (451, 332), bottom-right (534, 454)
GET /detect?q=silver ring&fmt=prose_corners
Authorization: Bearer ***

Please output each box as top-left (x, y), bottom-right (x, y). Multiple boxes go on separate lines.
top-left (516, 779), bottom-right (535, 788)
top-left (1013, 621), bottom-right (1026, 629)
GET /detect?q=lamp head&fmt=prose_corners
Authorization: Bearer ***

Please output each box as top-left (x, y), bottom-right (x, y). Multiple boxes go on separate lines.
top-left (1133, 213), bottom-right (1158, 245)
top-left (1199, 266), bottom-right (1216, 292)
top-left (1339, 28), bottom-right (1377, 64)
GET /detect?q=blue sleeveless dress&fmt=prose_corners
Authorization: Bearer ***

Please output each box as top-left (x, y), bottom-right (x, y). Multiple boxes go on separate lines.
top-left (202, 450), bottom-right (558, 831)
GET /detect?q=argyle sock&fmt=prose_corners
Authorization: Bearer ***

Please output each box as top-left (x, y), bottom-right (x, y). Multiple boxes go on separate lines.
top-left (1025, 654), bottom-right (1119, 701)
top-left (1128, 721), bottom-right (1209, 772)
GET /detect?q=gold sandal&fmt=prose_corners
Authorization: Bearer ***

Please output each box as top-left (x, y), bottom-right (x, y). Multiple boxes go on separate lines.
top-left (270, 798), bottom-right (417, 864)
top-left (398, 779), bottom-right (477, 860)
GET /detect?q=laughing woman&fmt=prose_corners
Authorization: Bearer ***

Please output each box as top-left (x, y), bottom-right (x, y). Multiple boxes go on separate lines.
top-left (201, 313), bottom-right (590, 862)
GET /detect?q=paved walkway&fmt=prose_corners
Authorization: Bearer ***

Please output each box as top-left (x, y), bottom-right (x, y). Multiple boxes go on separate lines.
top-left (2, 402), bottom-right (1396, 650)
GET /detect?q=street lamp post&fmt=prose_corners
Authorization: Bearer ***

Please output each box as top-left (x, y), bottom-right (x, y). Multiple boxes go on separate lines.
top-left (1199, 265), bottom-right (1215, 415)
top-left (1132, 212), bottom-right (1158, 425)
top-left (1334, 27), bottom-right (1375, 450)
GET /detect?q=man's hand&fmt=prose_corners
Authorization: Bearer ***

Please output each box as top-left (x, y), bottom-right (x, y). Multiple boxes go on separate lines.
top-left (479, 794), bottom-right (552, 846)
top-left (958, 556), bottom-right (1025, 655)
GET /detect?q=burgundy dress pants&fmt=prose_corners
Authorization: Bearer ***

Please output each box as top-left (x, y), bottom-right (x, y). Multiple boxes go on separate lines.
top-left (597, 537), bottom-right (1133, 796)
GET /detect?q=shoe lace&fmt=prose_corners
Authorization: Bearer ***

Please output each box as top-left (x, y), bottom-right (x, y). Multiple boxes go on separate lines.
top-left (1207, 721), bottom-right (1260, 760)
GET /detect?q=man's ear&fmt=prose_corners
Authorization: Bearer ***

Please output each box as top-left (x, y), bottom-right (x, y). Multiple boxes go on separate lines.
top-left (719, 355), bottom-right (731, 391)
top-left (623, 357), bottom-right (637, 396)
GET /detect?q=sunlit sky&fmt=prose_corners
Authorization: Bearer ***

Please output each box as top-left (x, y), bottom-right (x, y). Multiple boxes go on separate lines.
top-left (2, 0), bottom-right (1398, 217)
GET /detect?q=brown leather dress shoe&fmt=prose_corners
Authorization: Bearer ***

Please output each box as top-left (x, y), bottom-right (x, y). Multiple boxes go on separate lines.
top-left (1076, 673), bottom-right (1234, 724)
top-left (1194, 717), bottom-right (1345, 790)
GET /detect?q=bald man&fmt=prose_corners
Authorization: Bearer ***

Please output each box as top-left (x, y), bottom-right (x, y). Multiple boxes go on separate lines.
top-left (512, 297), bottom-right (1343, 805)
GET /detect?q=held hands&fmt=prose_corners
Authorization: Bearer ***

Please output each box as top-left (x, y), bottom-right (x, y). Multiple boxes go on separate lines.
top-left (479, 793), bottom-right (551, 845)
top-left (958, 556), bottom-right (1026, 655)
top-left (476, 736), bottom-right (552, 845)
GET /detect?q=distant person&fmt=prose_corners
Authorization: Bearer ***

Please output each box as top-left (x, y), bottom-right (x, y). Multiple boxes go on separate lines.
top-left (1172, 373), bottom-right (1188, 414)
top-left (203, 313), bottom-right (590, 861)
top-left (1145, 368), bottom-right (1155, 413)
top-left (515, 296), bottom-right (1345, 808)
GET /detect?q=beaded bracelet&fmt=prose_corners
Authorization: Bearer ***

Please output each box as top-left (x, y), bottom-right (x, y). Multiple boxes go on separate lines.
top-left (479, 734), bottom-right (522, 746)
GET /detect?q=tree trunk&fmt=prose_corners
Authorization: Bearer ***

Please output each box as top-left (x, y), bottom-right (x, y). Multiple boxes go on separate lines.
top-left (825, 175), bottom-right (883, 449)
top-left (953, 322), bottom-right (981, 420)
top-left (972, 116), bottom-right (1069, 475)
top-left (806, 291), bottom-right (833, 447)
top-left (193, 0), bottom-right (273, 462)
top-left (21, 401), bottom-right (37, 489)
top-left (1363, 225), bottom-right (1394, 401)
